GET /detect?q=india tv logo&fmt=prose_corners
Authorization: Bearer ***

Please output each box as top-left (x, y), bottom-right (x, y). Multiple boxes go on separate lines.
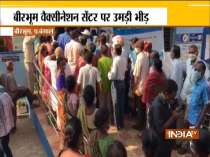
top-left (165, 129), bottom-right (200, 140)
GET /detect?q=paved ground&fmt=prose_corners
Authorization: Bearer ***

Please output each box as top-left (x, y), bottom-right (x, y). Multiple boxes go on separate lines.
top-left (9, 107), bottom-right (196, 157)
top-left (34, 106), bottom-right (192, 157)
top-left (10, 118), bottom-right (47, 157)
top-left (10, 106), bottom-right (205, 157)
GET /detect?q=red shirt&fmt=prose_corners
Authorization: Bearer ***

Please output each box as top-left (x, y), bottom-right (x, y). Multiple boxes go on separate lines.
top-left (142, 70), bottom-right (166, 105)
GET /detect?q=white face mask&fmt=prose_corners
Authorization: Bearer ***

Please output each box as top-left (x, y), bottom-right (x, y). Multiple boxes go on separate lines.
top-left (134, 48), bottom-right (140, 54)
top-left (190, 68), bottom-right (202, 83)
top-left (188, 54), bottom-right (197, 61)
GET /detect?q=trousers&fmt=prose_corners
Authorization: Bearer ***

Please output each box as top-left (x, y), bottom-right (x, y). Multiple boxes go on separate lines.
top-left (0, 134), bottom-right (13, 157)
top-left (113, 80), bottom-right (125, 129)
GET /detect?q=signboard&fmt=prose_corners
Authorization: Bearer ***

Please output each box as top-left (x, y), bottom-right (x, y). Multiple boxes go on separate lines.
top-left (176, 33), bottom-right (203, 43)
top-left (175, 28), bottom-right (204, 59)
top-left (0, 51), bottom-right (26, 86)
top-left (0, 55), bottom-right (20, 62)
top-left (113, 28), bottom-right (164, 53)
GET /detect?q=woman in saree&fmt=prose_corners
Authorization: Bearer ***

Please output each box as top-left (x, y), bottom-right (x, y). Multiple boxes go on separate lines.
top-left (77, 85), bottom-right (98, 155)
top-left (58, 117), bottom-right (92, 157)
top-left (89, 108), bottom-right (114, 157)
top-left (56, 56), bottom-right (67, 149)
top-left (42, 43), bottom-right (54, 102)
top-left (37, 44), bottom-right (48, 97)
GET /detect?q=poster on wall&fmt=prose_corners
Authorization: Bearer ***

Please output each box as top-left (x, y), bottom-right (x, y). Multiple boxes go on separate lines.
top-left (175, 27), bottom-right (203, 60)
top-left (113, 28), bottom-right (164, 54)
top-left (13, 36), bottom-right (24, 51)
top-left (177, 43), bottom-right (202, 59)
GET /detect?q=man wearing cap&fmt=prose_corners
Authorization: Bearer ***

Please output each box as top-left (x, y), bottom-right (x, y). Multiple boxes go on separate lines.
top-left (112, 35), bottom-right (132, 116)
top-left (112, 35), bottom-right (128, 58)
top-left (108, 44), bottom-right (127, 129)
top-left (81, 29), bottom-right (91, 45)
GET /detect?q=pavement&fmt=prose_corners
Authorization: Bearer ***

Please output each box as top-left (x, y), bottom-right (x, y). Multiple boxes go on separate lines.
top-left (10, 118), bottom-right (47, 157)
top-left (9, 107), bottom-right (200, 157)
top-left (34, 106), bottom-right (193, 157)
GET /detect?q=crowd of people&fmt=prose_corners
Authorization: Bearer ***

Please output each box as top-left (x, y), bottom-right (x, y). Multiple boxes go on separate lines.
top-left (0, 27), bottom-right (210, 157)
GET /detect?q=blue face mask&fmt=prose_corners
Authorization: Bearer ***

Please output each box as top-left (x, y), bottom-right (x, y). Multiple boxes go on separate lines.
top-left (190, 68), bottom-right (202, 83)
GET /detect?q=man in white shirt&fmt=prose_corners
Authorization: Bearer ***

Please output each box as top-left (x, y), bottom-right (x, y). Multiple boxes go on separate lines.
top-left (77, 49), bottom-right (101, 98)
top-left (108, 44), bottom-right (127, 129)
top-left (170, 45), bottom-right (185, 100)
top-left (64, 30), bottom-right (83, 75)
top-left (23, 36), bottom-right (36, 93)
top-left (181, 45), bottom-right (199, 104)
top-left (112, 35), bottom-right (131, 116)
top-left (112, 35), bottom-right (128, 59)
top-left (133, 39), bottom-right (149, 130)
top-left (133, 40), bottom-right (150, 96)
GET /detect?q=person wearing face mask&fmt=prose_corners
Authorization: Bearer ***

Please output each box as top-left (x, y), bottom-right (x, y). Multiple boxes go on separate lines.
top-left (148, 79), bottom-right (182, 157)
top-left (187, 61), bottom-right (210, 128)
top-left (132, 39), bottom-right (149, 130)
top-left (181, 45), bottom-right (199, 107)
